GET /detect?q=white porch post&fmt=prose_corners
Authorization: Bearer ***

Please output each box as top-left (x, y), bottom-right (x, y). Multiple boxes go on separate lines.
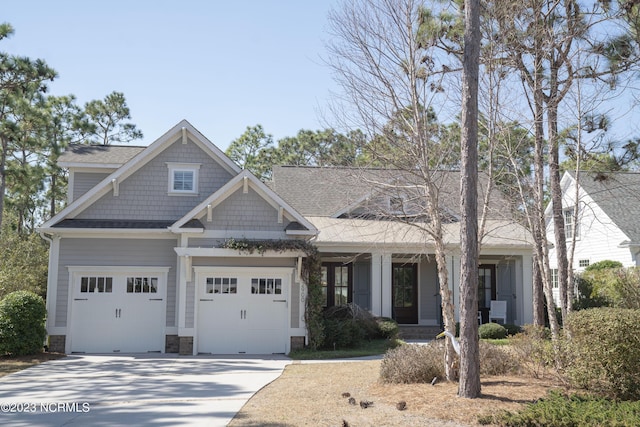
top-left (177, 235), bottom-right (189, 335)
top-left (371, 253), bottom-right (382, 316)
top-left (520, 255), bottom-right (534, 324)
top-left (381, 253), bottom-right (392, 318)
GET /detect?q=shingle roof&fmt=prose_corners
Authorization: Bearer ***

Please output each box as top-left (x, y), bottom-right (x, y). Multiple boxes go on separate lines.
top-left (58, 144), bottom-right (146, 167)
top-left (268, 165), bottom-right (512, 219)
top-left (308, 216), bottom-right (533, 249)
top-left (571, 171), bottom-right (640, 243)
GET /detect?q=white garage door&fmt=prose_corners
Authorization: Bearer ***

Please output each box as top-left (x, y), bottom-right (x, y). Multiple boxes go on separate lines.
top-left (69, 268), bottom-right (167, 353)
top-left (196, 268), bottom-right (291, 354)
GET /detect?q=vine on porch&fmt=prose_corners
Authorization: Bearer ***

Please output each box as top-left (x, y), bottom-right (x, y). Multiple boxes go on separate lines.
top-left (219, 238), bottom-right (325, 349)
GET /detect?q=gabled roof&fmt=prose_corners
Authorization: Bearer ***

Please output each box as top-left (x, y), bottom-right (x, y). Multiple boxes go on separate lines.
top-left (567, 171), bottom-right (640, 243)
top-left (58, 145), bottom-right (146, 168)
top-left (268, 165), bottom-right (513, 219)
top-left (40, 120), bottom-right (242, 230)
top-left (171, 170), bottom-right (317, 235)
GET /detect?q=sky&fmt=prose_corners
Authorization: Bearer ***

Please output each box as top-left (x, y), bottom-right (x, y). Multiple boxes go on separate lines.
top-left (2, 0), bottom-right (340, 150)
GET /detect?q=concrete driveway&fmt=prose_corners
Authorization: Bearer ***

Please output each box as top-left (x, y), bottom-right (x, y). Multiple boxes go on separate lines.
top-left (0, 353), bottom-right (291, 426)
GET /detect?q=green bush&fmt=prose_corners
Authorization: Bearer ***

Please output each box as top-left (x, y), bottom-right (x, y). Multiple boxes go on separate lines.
top-left (564, 308), bottom-right (640, 400)
top-left (503, 323), bottom-right (522, 336)
top-left (0, 290), bottom-right (47, 356)
top-left (375, 317), bottom-right (399, 339)
top-left (320, 304), bottom-right (398, 349)
top-left (479, 322), bottom-right (507, 339)
top-left (492, 390), bottom-right (640, 426)
top-left (321, 317), bottom-right (363, 349)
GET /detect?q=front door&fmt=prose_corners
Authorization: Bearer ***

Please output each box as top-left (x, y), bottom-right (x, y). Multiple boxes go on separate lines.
top-left (478, 264), bottom-right (496, 323)
top-left (392, 263), bottom-right (418, 324)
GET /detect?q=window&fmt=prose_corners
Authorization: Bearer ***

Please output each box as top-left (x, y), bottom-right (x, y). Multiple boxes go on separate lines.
top-left (126, 277), bottom-right (158, 293)
top-left (551, 269), bottom-right (559, 289)
top-left (167, 163), bottom-right (200, 194)
top-left (251, 278), bottom-right (282, 295)
top-left (80, 276), bottom-right (113, 293)
top-left (579, 259), bottom-right (590, 268)
top-left (205, 277), bottom-right (237, 294)
top-left (564, 208), bottom-right (579, 240)
top-left (321, 263), bottom-right (352, 307)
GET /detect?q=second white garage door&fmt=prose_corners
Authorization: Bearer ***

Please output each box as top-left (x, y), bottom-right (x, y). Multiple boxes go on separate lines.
top-left (196, 267), bottom-right (291, 354)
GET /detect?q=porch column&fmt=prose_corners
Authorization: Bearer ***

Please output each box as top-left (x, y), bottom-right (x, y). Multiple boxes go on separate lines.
top-left (371, 253), bottom-right (382, 316)
top-left (446, 254), bottom-right (460, 321)
top-left (520, 255), bottom-right (534, 324)
top-left (381, 253), bottom-right (393, 318)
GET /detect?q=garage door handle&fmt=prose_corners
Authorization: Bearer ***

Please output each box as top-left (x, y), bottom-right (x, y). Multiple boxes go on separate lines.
top-left (149, 298), bottom-right (163, 301)
top-left (200, 298), bottom-right (214, 301)
top-left (273, 299), bottom-right (286, 302)
top-left (74, 298), bottom-right (88, 301)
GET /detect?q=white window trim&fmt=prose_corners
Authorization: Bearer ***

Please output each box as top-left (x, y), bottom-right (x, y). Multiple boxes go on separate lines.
top-left (167, 163), bottom-right (200, 195)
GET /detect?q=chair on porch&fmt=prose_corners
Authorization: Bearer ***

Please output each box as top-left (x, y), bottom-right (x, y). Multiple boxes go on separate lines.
top-left (478, 311), bottom-right (483, 324)
top-left (489, 300), bottom-right (507, 324)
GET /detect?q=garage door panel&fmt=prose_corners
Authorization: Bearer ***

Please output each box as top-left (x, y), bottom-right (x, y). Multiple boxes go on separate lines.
top-left (196, 270), bottom-right (290, 355)
top-left (70, 272), bottom-right (165, 354)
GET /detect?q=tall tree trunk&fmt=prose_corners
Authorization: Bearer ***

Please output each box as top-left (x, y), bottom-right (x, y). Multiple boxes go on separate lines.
top-left (532, 252), bottom-right (545, 326)
top-left (458, 0), bottom-right (481, 399)
top-left (548, 101), bottom-right (569, 323)
top-left (0, 138), bottom-right (7, 234)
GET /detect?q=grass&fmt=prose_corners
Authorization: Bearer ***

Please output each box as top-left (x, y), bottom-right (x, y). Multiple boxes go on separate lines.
top-left (0, 352), bottom-right (66, 378)
top-left (288, 338), bottom-right (399, 360)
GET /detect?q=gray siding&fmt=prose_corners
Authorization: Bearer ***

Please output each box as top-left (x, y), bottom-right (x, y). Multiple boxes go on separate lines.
top-left (419, 258), bottom-right (439, 321)
top-left (77, 138), bottom-right (234, 221)
top-left (291, 279), bottom-right (300, 328)
top-left (56, 238), bottom-right (178, 327)
top-left (186, 281), bottom-right (195, 328)
top-left (188, 238), bottom-right (224, 248)
top-left (73, 172), bottom-right (110, 202)
top-left (208, 188), bottom-right (289, 231)
top-left (353, 262), bottom-right (371, 310)
top-left (192, 257), bottom-right (296, 268)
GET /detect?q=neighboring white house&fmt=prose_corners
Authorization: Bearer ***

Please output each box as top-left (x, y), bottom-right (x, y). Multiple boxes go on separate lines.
top-left (546, 171), bottom-right (640, 304)
top-left (39, 120), bottom-right (534, 356)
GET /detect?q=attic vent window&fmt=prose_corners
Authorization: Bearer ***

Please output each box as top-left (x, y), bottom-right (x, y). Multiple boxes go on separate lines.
top-left (167, 163), bottom-right (200, 195)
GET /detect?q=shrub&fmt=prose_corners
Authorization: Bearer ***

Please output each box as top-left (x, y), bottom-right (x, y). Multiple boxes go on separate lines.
top-left (321, 317), bottom-right (363, 349)
top-left (375, 317), bottom-right (399, 339)
top-left (564, 308), bottom-right (640, 400)
top-left (0, 290), bottom-right (47, 356)
top-left (380, 340), bottom-right (514, 383)
top-left (479, 341), bottom-right (515, 376)
top-left (503, 323), bottom-right (522, 336)
top-left (321, 303), bottom-right (387, 349)
top-left (380, 342), bottom-right (445, 383)
top-left (478, 322), bottom-right (507, 339)
top-left (509, 325), bottom-right (554, 378)
top-left (493, 390), bottom-right (640, 426)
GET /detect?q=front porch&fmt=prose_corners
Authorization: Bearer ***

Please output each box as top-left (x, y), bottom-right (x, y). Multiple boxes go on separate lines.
top-left (319, 252), bottom-right (533, 327)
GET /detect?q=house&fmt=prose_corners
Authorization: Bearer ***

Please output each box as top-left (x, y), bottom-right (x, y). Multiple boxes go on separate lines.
top-left (39, 120), bottom-right (534, 356)
top-left (547, 171), bottom-right (640, 303)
